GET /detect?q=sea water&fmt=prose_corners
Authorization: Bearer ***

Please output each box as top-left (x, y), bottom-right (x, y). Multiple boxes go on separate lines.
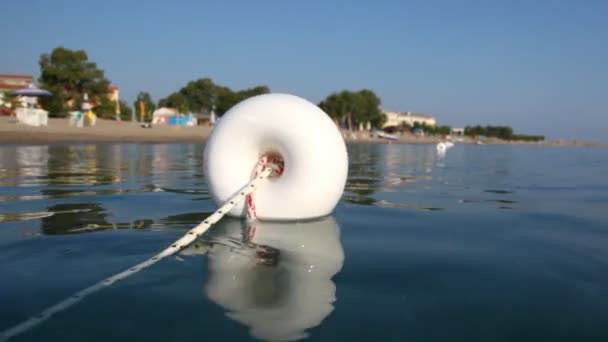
top-left (0, 143), bottom-right (607, 341)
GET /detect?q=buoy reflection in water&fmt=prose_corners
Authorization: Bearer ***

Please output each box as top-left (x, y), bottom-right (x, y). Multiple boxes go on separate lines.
top-left (181, 216), bottom-right (344, 341)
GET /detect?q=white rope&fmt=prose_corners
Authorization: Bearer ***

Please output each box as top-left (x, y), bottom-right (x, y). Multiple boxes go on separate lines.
top-left (1, 166), bottom-right (275, 341)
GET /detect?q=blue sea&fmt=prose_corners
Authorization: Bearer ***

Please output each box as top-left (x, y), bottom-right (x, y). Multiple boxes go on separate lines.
top-left (0, 143), bottom-right (607, 341)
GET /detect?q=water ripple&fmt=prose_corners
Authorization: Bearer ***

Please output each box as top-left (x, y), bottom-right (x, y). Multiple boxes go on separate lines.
top-left (0, 209), bottom-right (92, 223)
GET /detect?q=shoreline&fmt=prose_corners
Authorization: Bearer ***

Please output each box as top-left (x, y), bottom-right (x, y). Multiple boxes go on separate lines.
top-left (1, 117), bottom-right (606, 148)
top-left (0, 117), bottom-right (212, 144)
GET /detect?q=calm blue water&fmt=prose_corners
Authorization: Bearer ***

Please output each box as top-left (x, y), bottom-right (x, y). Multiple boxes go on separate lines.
top-left (0, 143), bottom-right (607, 341)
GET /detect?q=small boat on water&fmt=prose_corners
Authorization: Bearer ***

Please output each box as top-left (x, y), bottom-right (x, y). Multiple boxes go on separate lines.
top-left (376, 131), bottom-right (398, 141)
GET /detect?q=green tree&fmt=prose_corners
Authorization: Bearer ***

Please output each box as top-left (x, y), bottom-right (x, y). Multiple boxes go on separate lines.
top-left (318, 92), bottom-right (345, 123)
top-left (213, 85), bottom-right (235, 115)
top-left (465, 125), bottom-right (515, 139)
top-left (179, 78), bottom-right (217, 114)
top-left (159, 78), bottom-right (270, 116)
top-left (215, 85), bottom-right (270, 115)
top-left (94, 97), bottom-right (119, 119)
top-left (318, 89), bottom-right (384, 129)
top-left (158, 92), bottom-right (188, 114)
top-left (133, 92), bottom-right (156, 121)
top-left (356, 89), bottom-right (384, 128)
top-left (38, 47), bottom-right (111, 117)
top-left (119, 100), bottom-right (133, 121)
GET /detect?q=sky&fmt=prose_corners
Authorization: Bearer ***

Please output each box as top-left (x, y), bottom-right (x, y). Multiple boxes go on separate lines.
top-left (1, 0), bottom-right (607, 141)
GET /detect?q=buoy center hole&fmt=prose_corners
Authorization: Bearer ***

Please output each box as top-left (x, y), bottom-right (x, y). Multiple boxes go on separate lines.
top-left (262, 150), bottom-right (284, 178)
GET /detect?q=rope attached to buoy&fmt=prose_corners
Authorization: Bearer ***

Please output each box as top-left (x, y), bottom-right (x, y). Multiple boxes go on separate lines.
top-left (1, 161), bottom-right (277, 341)
top-left (246, 155), bottom-right (284, 221)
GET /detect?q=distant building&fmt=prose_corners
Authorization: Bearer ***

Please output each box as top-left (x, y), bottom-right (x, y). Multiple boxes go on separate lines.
top-left (89, 85), bottom-right (120, 105)
top-left (451, 128), bottom-right (465, 135)
top-left (382, 111), bottom-right (436, 129)
top-left (107, 85), bottom-right (120, 119)
top-left (0, 74), bottom-right (33, 92)
top-left (0, 74), bottom-right (35, 110)
top-left (152, 107), bottom-right (177, 124)
top-left (108, 85), bottom-right (119, 102)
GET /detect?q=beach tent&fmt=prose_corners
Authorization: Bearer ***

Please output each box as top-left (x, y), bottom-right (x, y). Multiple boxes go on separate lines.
top-left (152, 108), bottom-right (197, 126)
top-left (152, 107), bottom-right (178, 124)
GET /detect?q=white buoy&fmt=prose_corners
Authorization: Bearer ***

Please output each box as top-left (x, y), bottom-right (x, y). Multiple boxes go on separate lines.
top-left (436, 142), bottom-right (447, 154)
top-left (203, 94), bottom-right (349, 220)
top-left (436, 141), bottom-right (454, 158)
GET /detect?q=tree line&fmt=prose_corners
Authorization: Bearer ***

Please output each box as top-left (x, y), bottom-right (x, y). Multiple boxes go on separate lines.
top-left (464, 125), bottom-right (544, 141)
top-left (318, 90), bottom-right (386, 129)
top-left (32, 47), bottom-right (388, 128)
top-left (410, 122), bottom-right (452, 136)
top-left (157, 78), bottom-right (269, 117)
top-left (27, 46), bottom-right (543, 140)
top-left (34, 47), bottom-right (273, 120)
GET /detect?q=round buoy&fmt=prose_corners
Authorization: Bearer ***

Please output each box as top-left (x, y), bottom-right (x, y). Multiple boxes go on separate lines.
top-left (203, 93), bottom-right (348, 220)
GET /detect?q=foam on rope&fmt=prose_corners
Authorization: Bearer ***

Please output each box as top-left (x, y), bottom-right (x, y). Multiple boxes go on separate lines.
top-left (204, 93), bottom-right (348, 221)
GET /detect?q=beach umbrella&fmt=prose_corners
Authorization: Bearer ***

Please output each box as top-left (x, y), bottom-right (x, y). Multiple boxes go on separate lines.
top-left (11, 85), bottom-right (51, 108)
top-left (12, 86), bottom-right (52, 97)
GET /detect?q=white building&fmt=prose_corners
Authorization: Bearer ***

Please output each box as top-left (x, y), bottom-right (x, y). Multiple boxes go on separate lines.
top-left (382, 111), bottom-right (436, 129)
top-left (451, 127), bottom-right (465, 135)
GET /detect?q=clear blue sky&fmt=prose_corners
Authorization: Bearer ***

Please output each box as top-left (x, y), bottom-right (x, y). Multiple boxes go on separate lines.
top-left (2, 0), bottom-right (607, 141)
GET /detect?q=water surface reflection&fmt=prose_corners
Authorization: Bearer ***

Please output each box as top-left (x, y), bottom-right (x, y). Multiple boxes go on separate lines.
top-left (1, 143), bottom-right (608, 341)
top-left (0, 144), bottom-right (521, 226)
top-left (182, 217), bottom-right (344, 341)
top-left (0, 144), bottom-right (205, 189)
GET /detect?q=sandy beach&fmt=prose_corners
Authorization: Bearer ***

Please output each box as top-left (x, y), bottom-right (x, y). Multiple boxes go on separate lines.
top-left (0, 116), bottom-right (605, 147)
top-left (0, 117), bottom-right (448, 145)
top-left (0, 117), bottom-right (212, 144)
